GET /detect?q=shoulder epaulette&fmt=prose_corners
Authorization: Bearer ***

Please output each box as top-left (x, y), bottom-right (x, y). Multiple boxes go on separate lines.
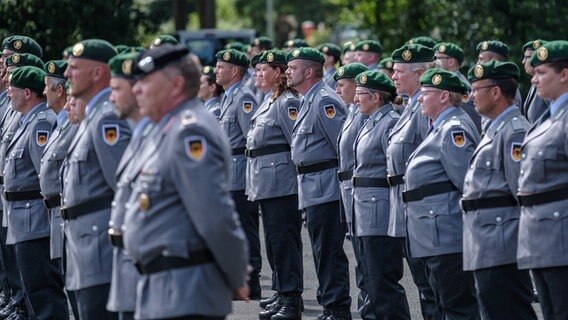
top-left (101, 101), bottom-right (115, 115)
top-left (180, 109), bottom-right (197, 127)
top-left (319, 88), bottom-right (329, 98)
top-left (36, 111), bottom-right (47, 121)
top-left (448, 116), bottom-right (461, 127)
top-left (284, 92), bottom-right (294, 100)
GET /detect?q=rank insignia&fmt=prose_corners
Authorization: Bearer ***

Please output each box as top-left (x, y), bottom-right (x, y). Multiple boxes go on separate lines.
top-left (324, 105), bottom-right (336, 119)
top-left (511, 142), bottom-right (522, 162)
top-left (288, 106), bottom-right (298, 120)
top-left (102, 124), bottom-right (120, 146)
top-left (451, 130), bottom-right (466, 147)
top-left (185, 136), bottom-right (206, 161)
top-left (139, 193), bottom-right (150, 211)
top-left (36, 130), bottom-right (49, 146)
top-left (243, 101), bottom-right (253, 113)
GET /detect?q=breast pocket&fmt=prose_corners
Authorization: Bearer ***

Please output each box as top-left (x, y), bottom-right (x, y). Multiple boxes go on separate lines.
top-left (221, 115), bottom-right (236, 134)
top-left (70, 148), bottom-right (89, 183)
top-left (528, 146), bottom-right (557, 183)
top-left (417, 200), bottom-right (456, 247)
top-left (45, 150), bottom-right (67, 182)
top-left (474, 210), bottom-right (518, 257)
top-left (258, 119), bottom-right (276, 141)
top-left (472, 157), bottom-right (500, 189)
top-left (296, 124), bottom-right (313, 151)
top-left (133, 173), bottom-right (163, 217)
top-left (391, 131), bottom-right (416, 169)
top-left (6, 148), bottom-right (24, 179)
top-left (355, 189), bottom-right (389, 233)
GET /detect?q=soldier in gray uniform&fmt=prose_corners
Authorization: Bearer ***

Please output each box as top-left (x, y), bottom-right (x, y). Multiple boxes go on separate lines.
top-left (354, 40), bottom-right (382, 70)
top-left (286, 47), bottom-right (352, 320)
top-left (125, 44), bottom-right (249, 320)
top-left (316, 43), bottom-right (341, 90)
top-left (517, 40), bottom-right (568, 320)
top-left (4, 66), bottom-right (68, 319)
top-left (334, 62), bottom-right (373, 320)
top-left (250, 53), bottom-right (268, 105)
top-left (105, 52), bottom-right (152, 320)
top-left (61, 39), bottom-right (130, 320)
top-left (407, 36), bottom-right (438, 49)
top-left (462, 61), bottom-right (537, 319)
top-left (351, 70), bottom-right (410, 319)
top-left (246, 50), bottom-right (303, 320)
top-left (404, 68), bottom-right (480, 319)
top-left (215, 48), bottom-right (262, 299)
top-left (521, 39), bottom-right (550, 123)
top-left (198, 66), bottom-right (223, 119)
top-left (341, 42), bottom-right (357, 65)
top-left (387, 43), bottom-right (440, 320)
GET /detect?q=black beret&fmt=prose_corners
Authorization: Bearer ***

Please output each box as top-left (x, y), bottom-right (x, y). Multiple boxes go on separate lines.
top-left (132, 44), bottom-right (189, 76)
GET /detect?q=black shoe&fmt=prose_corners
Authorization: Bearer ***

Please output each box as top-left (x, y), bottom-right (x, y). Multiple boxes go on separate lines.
top-left (0, 304), bottom-right (15, 319)
top-left (249, 277), bottom-right (261, 300)
top-left (260, 292), bottom-right (279, 309)
top-left (259, 296), bottom-right (283, 320)
top-left (317, 309), bottom-right (331, 320)
top-left (6, 307), bottom-right (28, 320)
top-left (271, 293), bottom-right (302, 320)
top-left (327, 306), bottom-right (352, 320)
top-left (0, 293), bottom-right (9, 309)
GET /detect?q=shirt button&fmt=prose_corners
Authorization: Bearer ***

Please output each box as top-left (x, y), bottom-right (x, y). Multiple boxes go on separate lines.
top-left (486, 161), bottom-right (491, 167)
top-left (270, 162), bottom-right (274, 166)
top-left (74, 153), bottom-right (78, 157)
top-left (371, 197), bottom-right (376, 202)
top-left (38, 174), bottom-right (40, 179)
top-left (522, 153), bottom-right (526, 159)
top-left (429, 210), bottom-right (434, 215)
top-left (41, 159), bottom-right (44, 164)
top-left (495, 217), bottom-right (502, 223)
top-left (249, 160), bottom-right (252, 163)
top-left (92, 225), bottom-right (98, 232)
top-left (162, 249), bottom-right (170, 256)
top-left (470, 165), bottom-right (474, 169)
top-left (109, 221), bottom-right (114, 227)
top-left (554, 212), bottom-right (560, 218)
top-left (233, 158), bottom-right (237, 162)
top-left (121, 225), bottom-right (127, 232)
top-left (399, 137), bottom-right (403, 141)
top-left (538, 151), bottom-right (543, 156)
top-left (25, 203), bottom-right (30, 208)
top-left (520, 170), bottom-right (524, 175)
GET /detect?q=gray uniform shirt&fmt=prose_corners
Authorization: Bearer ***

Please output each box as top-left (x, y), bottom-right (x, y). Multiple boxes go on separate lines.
top-left (523, 84), bottom-right (549, 124)
top-left (204, 96), bottom-right (221, 119)
top-left (462, 107), bottom-right (529, 270)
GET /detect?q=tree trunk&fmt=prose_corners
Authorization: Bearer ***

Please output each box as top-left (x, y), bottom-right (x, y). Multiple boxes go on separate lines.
top-left (197, 0), bottom-right (216, 28)
top-left (173, 0), bottom-right (188, 30)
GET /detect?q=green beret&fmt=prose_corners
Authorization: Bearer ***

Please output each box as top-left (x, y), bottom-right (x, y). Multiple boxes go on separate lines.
top-left (530, 40), bottom-right (568, 67)
top-left (378, 57), bottom-right (394, 71)
top-left (317, 43), bottom-right (342, 61)
top-left (355, 70), bottom-right (396, 94)
top-left (3, 35), bottom-right (43, 58)
top-left (419, 68), bottom-right (466, 93)
top-left (215, 49), bottom-right (250, 68)
top-left (522, 39), bottom-right (547, 53)
top-left (108, 52), bottom-right (138, 78)
top-left (62, 46), bottom-right (73, 59)
top-left (9, 66), bottom-right (46, 94)
top-left (44, 60), bottom-right (68, 79)
top-left (334, 62), bottom-right (368, 81)
top-left (133, 44), bottom-right (189, 76)
top-left (476, 40), bottom-right (509, 57)
top-left (259, 49), bottom-right (287, 65)
top-left (151, 35), bottom-right (178, 47)
top-left (225, 41), bottom-right (245, 52)
top-left (244, 44), bottom-right (252, 54)
top-left (114, 44), bottom-right (129, 53)
top-left (71, 39), bottom-right (117, 63)
top-left (392, 44), bottom-right (434, 63)
top-left (5, 53), bottom-right (44, 69)
top-left (342, 41), bottom-right (357, 54)
top-left (467, 60), bottom-right (520, 82)
top-left (434, 42), bottom-right (464, 63)
top-left (202, 66), bottom-right (216, 79)
top-left (286, 47), bottom-right (325, 64)
top-left (408, 36), bottom-right (438, 49)
top-left (252, 36), bottom-right (273, 50)
top-left (284, 39), bottom-right (309, 49)
top-left (250, 53), bottom-right (262, 68)
top-left (354, 40), bottom-right (382, 54)
top-left (2, 36), bottom-right (13, 48)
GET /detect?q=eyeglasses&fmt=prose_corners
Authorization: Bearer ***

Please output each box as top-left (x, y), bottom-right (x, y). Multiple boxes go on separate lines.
top-left (471, 84), bottom-right (497, 93)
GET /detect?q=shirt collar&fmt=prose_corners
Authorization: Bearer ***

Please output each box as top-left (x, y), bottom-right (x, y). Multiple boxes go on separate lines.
top-left (224, 80), bottom-right (241, 99)
top-left (550, 91), bottom-right (568, 117)
top-left (432, 106), bottom-right (456, 130)
top-left (133, 117), bottom-right (150, 138)
top-left (56, 109), bottom-right (68, 127)
top-left (21, 102), bottom-right (46, 125)
top-left (85, 87), bottom-right (112, 116)
top-left (488, 105), bottom-right (517, 130)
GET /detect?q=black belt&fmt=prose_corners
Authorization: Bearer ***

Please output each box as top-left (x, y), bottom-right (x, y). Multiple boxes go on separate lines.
top-left (387, 174), bottom-right (404, 187)
top-left (0, 176), bottom-right (3, 185)
top-left (402, 181), bottom-right (459, 203)
top-left (231, 147), bottom-right (246, 156)
top-left (518, 186), bottom-right (568, 206)
top-left (245, 144), bottom-right (290, 158)
top-left (461, 195), bottom-right (518, 212)
top-left (337, 170), bottom-right (353, 182)
top-left (135, 249), bottom-right (215, 275)
top-left (4, 190), bottom-right (43, 201)
top-left (43, 195), bottom-right (61, 209)
top-left (352, 177), bottom-right (390, 188)
top-left (296, 159), bottom-right (338, 175)
top-left (61, 195), bottom-right (114, 220)
top-left (108, 229), bottom-right (124, 248)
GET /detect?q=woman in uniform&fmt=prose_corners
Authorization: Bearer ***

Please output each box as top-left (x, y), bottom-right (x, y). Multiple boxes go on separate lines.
top-left (245, 49), bottom-right (303, 320)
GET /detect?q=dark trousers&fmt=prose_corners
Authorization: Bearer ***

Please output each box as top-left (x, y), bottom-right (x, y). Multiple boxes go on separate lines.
top-left (304, 201), bottom-right (351, 308)
top-left (231, 191), bottom-right (261, 279)
top-left (422, 253), bottom-right (479, 320)
top-left (14, 238), bottom-right (68, 320)
top-left (259, 195), bottom-right (303, 293)
top-left (0, 226), bottom-right (25, 308)
top-left (401, 238), bottom-right (441, 320)
top-left (67, 289), bottom-right (79, 320)
top-left (349, 231), bottom-right (374, 319)
top-left (0, 215), bottom-right (8, 295)
top-left (74, 284), bottom-right (118, 320)
top-left (119, 311), bottom-right (135, 320)
top-left (473, 264), bottom-right (536, 320)
top-left (355, 236), bottom-right (410, 319)
top-left (531, 266), bottom-right (568, 320)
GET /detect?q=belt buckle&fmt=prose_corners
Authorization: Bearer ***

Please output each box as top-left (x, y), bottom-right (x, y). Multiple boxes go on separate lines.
top-left (244, 149), bottom-right (250, 157)
top-left (43, 198), bottom-right (50, 208)
top-left (459, 199), bottom-right (465, 212)
top-left (60, 208), bottom-right (68, 220)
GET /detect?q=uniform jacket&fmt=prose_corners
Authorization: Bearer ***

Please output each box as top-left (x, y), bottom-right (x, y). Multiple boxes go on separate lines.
top-left (219, 80), bottom-right (258, 191)
top-left (517, 99), bottom-right (568, 269)
top-left (123, 98), bottom-right (248, 319)
top-left (39, 114), bottom-right (79, 259)
top-left (462, 107), bottom-right (529, 270)
top-left (1, 108), bottom-right (21, 227)
top-left (4, 103), bottom-right (55, 244)
top-left (291, 80), bottom-right (347, 209)
top-left (352, 104), bottom-right (400, 237)
top-left (204, 96), bottom-right (221, 119)
top-left (61, 88), bottom-right (132, 290)
top-left (405, 107), bottom-right (479, 258)
top-left (323, 67), bottom-right (337, 90)
top-left (522, 85), bottom-right (549, 124)
top-left (385, 97), bottom-right (429, 237)
top-left (245, 91), bottom-right (299, 201)
top-left (338, 104), bottom-right (368, 227)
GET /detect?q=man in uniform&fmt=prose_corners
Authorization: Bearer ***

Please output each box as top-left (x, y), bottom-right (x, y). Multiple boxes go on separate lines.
top-left (407, 36), bottom-right (438, 49)
top-left (4, 66), bottom-right (68, 319)
top-left (520, 39), bottom-right (549, 123)
top-left (215, 48), bottom-right (262, 299)
top-left (61, 39), bottom-right (131, 320)
top-left (286, 47), bottom-right (351, 319)
top-left (317, 43), bottom-right (341, 90)
top-left (126, 44), bottom-right (249, 320)
top-left (462, 61), bottom-right (537, 320)
top-left (250, 36), bottom-right (273, 57)
top-left (387, 43), bottom-right (441, 320)
top-left (341, 42), bottom-right (357, 65)
top-left (378, 57), bottom-right (395, 79)
top-left (282, 39), bottom-right (309, 52)
top-left (354, 40), bottom-right (382, 70)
